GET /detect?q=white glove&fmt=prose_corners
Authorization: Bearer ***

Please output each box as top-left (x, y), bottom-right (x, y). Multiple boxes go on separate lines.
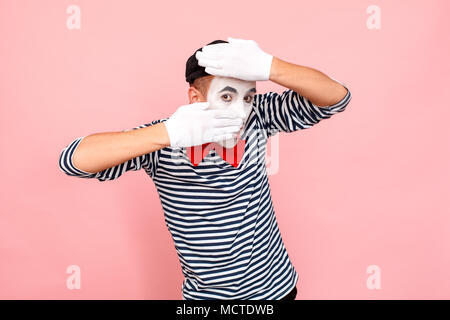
top-left (195, 37), bottom-right (273, 81)
top-left (163, 102), bottom-right (245, 148)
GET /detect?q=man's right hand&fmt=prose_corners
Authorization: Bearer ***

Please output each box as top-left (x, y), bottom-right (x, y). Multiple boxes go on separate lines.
top-left (163, 102), bottom-right (245, 148)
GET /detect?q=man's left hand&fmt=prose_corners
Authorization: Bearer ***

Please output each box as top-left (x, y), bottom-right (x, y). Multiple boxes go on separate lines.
top-left (195, 37), bottom-right (273, 81)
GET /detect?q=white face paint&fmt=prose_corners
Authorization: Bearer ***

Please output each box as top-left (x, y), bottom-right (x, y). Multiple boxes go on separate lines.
top-left (206, 76), bottom-right (256, 148)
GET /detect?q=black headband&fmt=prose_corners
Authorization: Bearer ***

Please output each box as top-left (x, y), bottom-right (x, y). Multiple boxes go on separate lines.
top-left (185, 39), bottom-right (228, 84)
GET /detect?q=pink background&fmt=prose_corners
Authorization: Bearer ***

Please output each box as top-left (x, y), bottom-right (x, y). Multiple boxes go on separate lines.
top-left (1, 0), bottom-right (449, 299)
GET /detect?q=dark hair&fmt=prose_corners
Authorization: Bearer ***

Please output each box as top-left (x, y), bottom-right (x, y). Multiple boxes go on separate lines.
top-left (185, 40), bottom-right (228, 84)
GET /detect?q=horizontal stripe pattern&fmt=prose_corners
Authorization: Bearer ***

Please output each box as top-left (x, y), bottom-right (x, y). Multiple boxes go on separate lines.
top-left (59, 85), bottom-right (351, 299)
top-left (254, 82), bottom-right (352, 136)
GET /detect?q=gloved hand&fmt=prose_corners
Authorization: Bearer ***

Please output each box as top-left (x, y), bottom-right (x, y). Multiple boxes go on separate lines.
top-left (163, 101), bottom-right (245, 148)
top-left (195, 37), bottom-right (273, 81)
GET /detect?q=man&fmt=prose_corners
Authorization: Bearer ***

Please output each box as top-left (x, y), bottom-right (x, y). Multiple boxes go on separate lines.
top-left (59, 37), bottom-right (352, 300)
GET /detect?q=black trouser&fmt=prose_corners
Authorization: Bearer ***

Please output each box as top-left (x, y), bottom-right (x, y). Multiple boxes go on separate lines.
top-left (280, 286), bottom-right (297, 300)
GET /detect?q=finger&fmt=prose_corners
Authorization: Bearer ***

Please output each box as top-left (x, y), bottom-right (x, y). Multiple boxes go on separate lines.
top-left (227, 36), bottom-right (249, 43)
top-left (211, 109), bottom-right (242, 119)
top-left (196, 50), bottom-right (222, 60)
top-left (213, 117), bottom-right (243, 127)
top-left (211, 133), bottom-right (235, 142)
top-left (198, 58), bottom-right (222, 69)
top-left (202, 43), bottom-right (229, 52)
top-left (229, 37), bottom-right (257, 47)
top-left (227, 36), bottom-right (244, 43)
top-left (205, 66), bottom-right (227, 77)
top-left (191, 101), bottom-right (209, 109)
top-left (213, 126), bottom-right (241, 136)
top-left (213, 109), bottom-right (247, 119)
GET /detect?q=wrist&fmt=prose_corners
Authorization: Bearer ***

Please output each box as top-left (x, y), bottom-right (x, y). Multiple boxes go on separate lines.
top-left (268, 56), bottom-right (281, 82)
top-left (156, 121), bottom-right (172, 148)
top-left (263, 53), bottom-right (274, 81)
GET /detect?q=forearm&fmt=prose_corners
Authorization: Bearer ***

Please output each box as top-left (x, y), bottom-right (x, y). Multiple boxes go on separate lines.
top-left (269, 57), bottom-right (348, 107)
top-left (72, 122), bottom-right (170, 174)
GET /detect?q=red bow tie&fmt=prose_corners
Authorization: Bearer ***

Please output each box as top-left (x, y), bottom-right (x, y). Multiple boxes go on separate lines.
top-left (186, 139), bottom-right (246, 168)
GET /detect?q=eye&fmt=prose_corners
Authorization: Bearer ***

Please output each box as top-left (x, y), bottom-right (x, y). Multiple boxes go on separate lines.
top-left (221, 94), bottom-right (232, 102)
top-left (244, 95), bottom-right (253, 103)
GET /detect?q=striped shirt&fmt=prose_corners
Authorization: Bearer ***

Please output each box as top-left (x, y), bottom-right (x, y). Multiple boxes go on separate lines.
top-left (59, 83), bottom-right (352, 299)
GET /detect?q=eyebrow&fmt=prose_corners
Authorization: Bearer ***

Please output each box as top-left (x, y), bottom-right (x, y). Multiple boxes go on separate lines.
top-left (218, 86), bottom-right (257, 94)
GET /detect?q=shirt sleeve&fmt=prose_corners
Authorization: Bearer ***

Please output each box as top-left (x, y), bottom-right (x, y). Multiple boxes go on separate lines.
top-left (58, 119), bottom-right (165, 182)
top-left (252, 79), bottom-right (352, 137)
